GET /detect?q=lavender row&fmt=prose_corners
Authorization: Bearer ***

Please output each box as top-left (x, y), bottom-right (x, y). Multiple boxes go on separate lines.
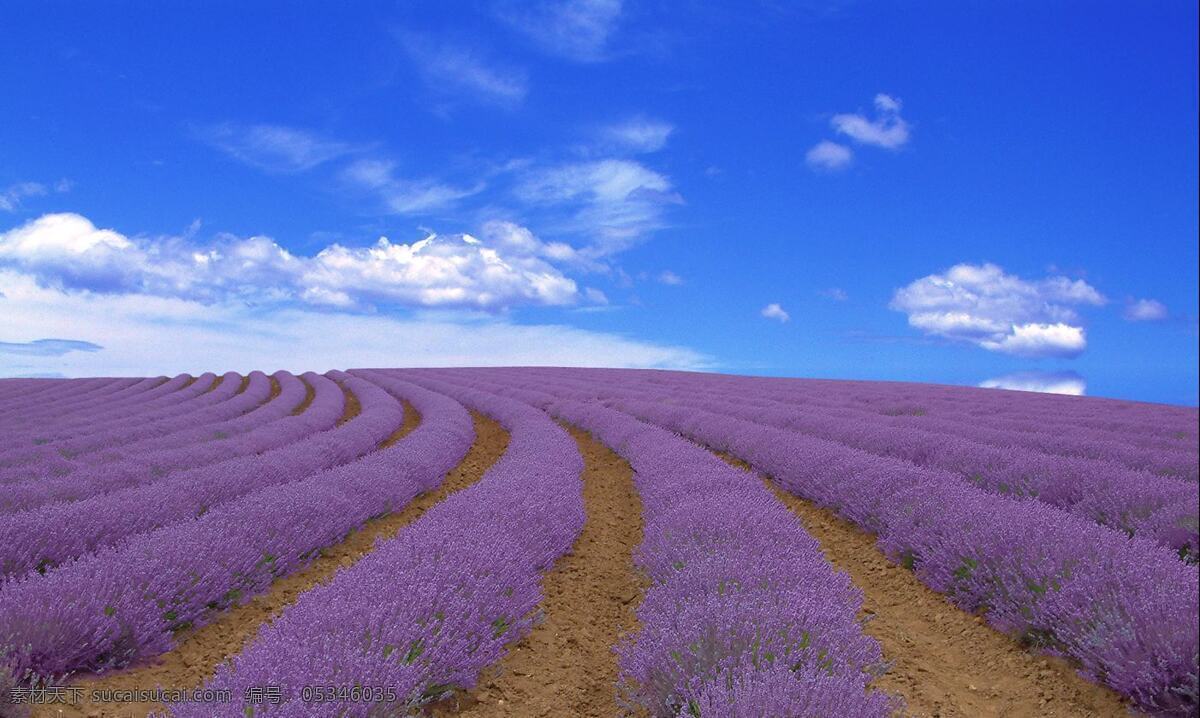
top-left (529, 368), bottom-right (1198, 480)
top-left (1, 373), bottom-right (197, 439)
top-left (630, 371), bottom-right (1198, 478)
top-left (0, 372), bottom-right (388, 579)
top-left (0, 373), bottom-right (473, 685)
top-left (0, 372), bottom-right (309, 514)
top-left (684, 372), bottom-right (1197, 444)
top-left (0, 373), bottom-right (212, 465)
top-left (0, 378), bottom-right (133, 420)
top-left (562, 387), bottom-right (1198, 717)
top-left (0, 377), bottom-right (148, 425)
top-left (501, 370), bottom-right (1197, 557)
top-left (486, 378), bottom-right (895, 716)
top-left (0, 372), bottom-right (262, 486)
top-left (167, 371), bottom-right (583, 717)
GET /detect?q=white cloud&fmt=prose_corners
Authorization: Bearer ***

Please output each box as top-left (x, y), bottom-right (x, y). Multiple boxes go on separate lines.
top-left (890, 263), bottom-right (1105, 358)
top-left (515, 159), bottom-right (681, 249)
top-left (340, 159), bottom-right (484, 214)
top-left (602, 118), bottom-right (674, 153)
top-left (658, 270), bottom-right (683, 285)
top-left (980, 371), bottom-right (1086, 396)
top-left (0, 183), bottom-right (48, 212)
top-left (499, 0), bottom-right (623, 62)
top-left (0, 213), bottom-right (585, 311)
top-left (761, 303), bottom-right (790, 322)
top-left (1124, 298), bottom-right (1168, 322)
top-left (200, 124), bottom-right (354, 173)
top-left (831, 93), bottom-right (910, 149)
top-left (805, 141), bottom-right (853, 171)
top-left (0, 269), bottom-right (710, 377)
top-left (403, 36), bottom-right (528, 107)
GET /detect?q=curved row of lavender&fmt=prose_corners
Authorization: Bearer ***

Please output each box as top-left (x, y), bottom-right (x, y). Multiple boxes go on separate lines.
top-left (168, 371), bottom-right (585, 717)
top-left (0, 374), bottom-right (473, 684)
top-left (0, 373), bottom-right (218, 469)
top-left (0, 372), bottom-right (305, 513)
top-left (821, 378), bottom-right (1197, 445)
top-left (0, 372), bottom-right (268, 487)
top-left (620, 370), bottom-right (1198, 480)
top-left (505, 375), bottom-right (1196, 716)
top-left (0, 378), bottom-right (147, 433)
top-left (0, 374), bottom-right (314, 513)
top-left (0, 372), bottom-right (397, 578)
top-left (435, 369), bottom-right (896, 717)
top-left (651, 370), bottom-right (1196, 445)
top-left (498, 370), bottom-right (1198, 556)
top-left (1, 372), bottom-right (209, 447)
top-left (0, 376), bottom-right (162, 427)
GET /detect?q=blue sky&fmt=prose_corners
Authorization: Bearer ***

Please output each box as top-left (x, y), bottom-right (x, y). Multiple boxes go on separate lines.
top-left (1, 1), bottom-right (1196, 405)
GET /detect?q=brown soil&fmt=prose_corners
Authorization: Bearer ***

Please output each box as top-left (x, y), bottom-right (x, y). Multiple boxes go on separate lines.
top-left (203, 375), bottom-right (226, 394)
top-left (234, 374), bottom-right (250, 394)
top-left (266, 375), bottom-right (281, 401)
top-left (290, 377), bottom-right (316, 416)
top-left (33, 412), bottom-right (508, 718)
top-left (715, 452), bottom-right (1131, 718)
top-left (378, 401), bottom-right (422, 449)
top-left (429, 424), bottom-right (644, 718)
top-left (175, 375), bottom-right (198, 392)
top-left (337, 383), bottom-right (362, 425)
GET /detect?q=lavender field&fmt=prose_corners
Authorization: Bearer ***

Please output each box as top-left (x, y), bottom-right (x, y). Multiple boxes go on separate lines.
top-left (0, 368), bottom-right (1196, 718)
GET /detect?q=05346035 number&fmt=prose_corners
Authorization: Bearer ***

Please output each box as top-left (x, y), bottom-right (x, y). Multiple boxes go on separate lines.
top-left (300, 685), bottom-right (398, 703)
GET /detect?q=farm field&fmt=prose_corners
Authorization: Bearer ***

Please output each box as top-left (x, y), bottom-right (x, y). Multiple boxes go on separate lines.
top-left (0, 368), bottom-right (1196, 718)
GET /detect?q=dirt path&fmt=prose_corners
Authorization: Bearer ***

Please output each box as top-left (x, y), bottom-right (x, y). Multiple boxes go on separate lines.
top-left (432, 425), bottom-right (644, 718)
top-left (34, 412), bottom-right (507, 718)
top-left (714, 452), bottom-right (1130, 718)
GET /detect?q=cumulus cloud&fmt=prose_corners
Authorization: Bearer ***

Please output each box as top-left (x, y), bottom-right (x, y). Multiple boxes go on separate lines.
top-left (761, 303), bottom-right (790, 322)
top-left (805, 141), bottom-right (853, 171)
top-left (199, 124), bottom-right (355, 173)
top-left (980, 370), bottom-right (1086, 396)
top-left (340, 159), bottom-right (485, 215)
top-left (0, 212), bottom-right (590, 311)
top-left (515, 159), bottom-right (681, 249)
top-left (499, 0), bottom-right (623, 62)
top-left (832, 93), bottom-right (910, 149)
top-left (403, 35), bottom-right (528, 107)
top-left (601, 118), bottom-right (673, 153)
top-left (0, 269), bottom-right (708, 377)
top-left (1124, 298), bottom-right (1168, 322)
top-left (890, 263), bottom-right (1105, 358)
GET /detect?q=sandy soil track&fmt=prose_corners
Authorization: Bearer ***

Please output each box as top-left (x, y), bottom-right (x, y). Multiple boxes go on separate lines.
top-left (715, 452), bottom-right (1131, 718)
top-left (432, 425), bottom-right (644, 718)
top-left (33, 411), bottom-right (507, 718)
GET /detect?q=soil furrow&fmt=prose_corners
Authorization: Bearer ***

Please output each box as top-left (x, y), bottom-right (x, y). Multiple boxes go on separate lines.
top-left (431, 424), bottom-right (644, 718)
top-left (714, 451), bottom-right (1130, 718)
top-left (289, 378), bottom-right (315, 416)
top-left (203, 375), bottom-right (225, 394)
top-left (265, 375), bottom-right (281, 401)
top-left (378, 400), bottom-right (422, 449)
top-left (33, 411), bottom-right (507, 718)
top-left (336, 383), bottom-right (361, 425)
